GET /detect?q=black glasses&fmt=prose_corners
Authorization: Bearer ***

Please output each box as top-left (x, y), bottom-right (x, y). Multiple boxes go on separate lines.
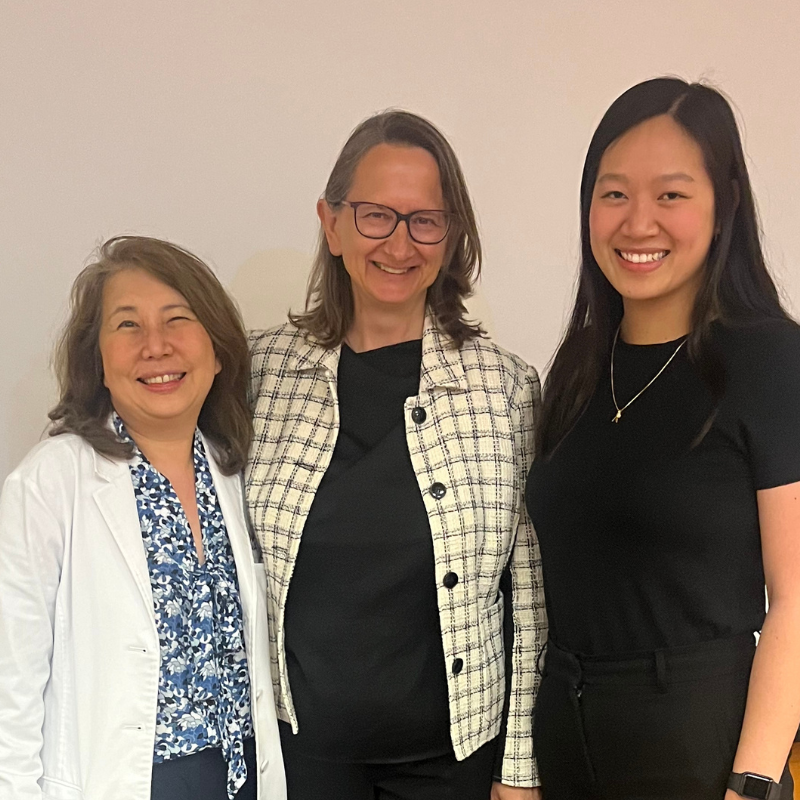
top-left (339, 201), bottom-right (452, 245)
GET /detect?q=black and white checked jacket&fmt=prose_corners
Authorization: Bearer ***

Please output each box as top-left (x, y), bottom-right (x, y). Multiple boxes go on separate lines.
top-left (246, 321), bottom-right (547, 786)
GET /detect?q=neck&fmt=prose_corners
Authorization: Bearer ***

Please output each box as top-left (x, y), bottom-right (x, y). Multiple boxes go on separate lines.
top-left (121, 416), bottom-right (197, 476)
top-left (346, 300), bottom-right (426, 353)
top-left (619, 297), bottom-right (693, 344)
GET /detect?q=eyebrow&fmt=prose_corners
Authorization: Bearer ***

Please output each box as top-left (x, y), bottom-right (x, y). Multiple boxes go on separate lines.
top-left (107, 303), bottom-right (192, 316)
top-left (596, 172), bottom-right (696, 184)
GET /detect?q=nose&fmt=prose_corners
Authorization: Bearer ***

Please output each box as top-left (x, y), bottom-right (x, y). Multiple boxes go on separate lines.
top-left (621, 196), bottom-right (659, 239)
top-left (382, 219), bottom-right (417, 260)
top-left (141, 324), bottom-right (172, 359)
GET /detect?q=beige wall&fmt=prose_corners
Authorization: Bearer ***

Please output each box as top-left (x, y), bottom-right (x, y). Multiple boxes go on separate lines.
top-left (2, 0), bottom-right (799, 481)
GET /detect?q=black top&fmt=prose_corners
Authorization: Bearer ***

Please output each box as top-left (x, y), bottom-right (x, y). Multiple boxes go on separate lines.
top-left (527, 318), bottom-right (800, 656)
top-left (283, 339), bottom-right (452, 762)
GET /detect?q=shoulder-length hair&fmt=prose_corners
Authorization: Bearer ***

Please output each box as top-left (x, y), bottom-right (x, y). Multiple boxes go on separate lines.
top-left (290, 110), bottom-right (484, 348)
top-left (538, 77), bottom-right (790, 457)
top-left (48, 236), bottom-right (252, 475)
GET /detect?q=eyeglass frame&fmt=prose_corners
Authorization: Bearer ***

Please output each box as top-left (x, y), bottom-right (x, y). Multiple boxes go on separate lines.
top-left (334, 200), bottom-right (453, 245)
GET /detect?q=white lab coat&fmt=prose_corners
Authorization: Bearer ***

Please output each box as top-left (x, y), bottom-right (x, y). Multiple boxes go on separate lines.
top-left (0, 432), bottom-right (286, 800)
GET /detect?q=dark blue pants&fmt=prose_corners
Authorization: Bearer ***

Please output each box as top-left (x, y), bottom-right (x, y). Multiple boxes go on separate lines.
top-left (533, 633), bottom-right (792, 800)
top-left (150, 738), bottom-right (257, 800)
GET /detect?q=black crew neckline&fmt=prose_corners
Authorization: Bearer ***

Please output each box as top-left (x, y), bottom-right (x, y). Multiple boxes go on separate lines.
top-left (616, 334), bottom-right (688, 350)
top-left (343, 338), bottom-right (422, 356)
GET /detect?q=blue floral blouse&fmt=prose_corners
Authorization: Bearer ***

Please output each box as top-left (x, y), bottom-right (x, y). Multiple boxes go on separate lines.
top-left (115, 415), bottom-right (254, 799)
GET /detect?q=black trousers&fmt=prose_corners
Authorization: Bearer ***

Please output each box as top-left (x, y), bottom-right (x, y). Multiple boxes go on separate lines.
top-left (533, 633), bottom-right (793, 800)
top-left (150, 737), bottom-right (257, 800)
top-left (279, 721), bottom-right (498, 800)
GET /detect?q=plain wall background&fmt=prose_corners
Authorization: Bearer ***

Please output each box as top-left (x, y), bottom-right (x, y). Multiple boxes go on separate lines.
top-left (2, 0), bottom-right (799, 482)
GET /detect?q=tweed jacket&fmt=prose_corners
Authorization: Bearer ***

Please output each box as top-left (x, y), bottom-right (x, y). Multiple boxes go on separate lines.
top-left (246, 320), bottom-right (547, 786)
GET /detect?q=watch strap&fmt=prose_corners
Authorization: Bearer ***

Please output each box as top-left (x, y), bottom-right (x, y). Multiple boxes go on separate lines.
top-left (728, 771), bottom-right (782, 800)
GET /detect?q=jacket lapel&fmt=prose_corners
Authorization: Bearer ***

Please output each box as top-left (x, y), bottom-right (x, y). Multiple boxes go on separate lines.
top-left (91, 450), bottom-right (155, 613)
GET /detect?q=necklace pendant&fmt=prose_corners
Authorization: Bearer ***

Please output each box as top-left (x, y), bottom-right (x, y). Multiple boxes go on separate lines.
top-left (612, 410), bottom-right (622, 423)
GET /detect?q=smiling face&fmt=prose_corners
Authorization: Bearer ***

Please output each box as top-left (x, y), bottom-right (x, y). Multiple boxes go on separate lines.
top-left (318, 143), bottom-right (448, 323)
top-left (589, 114), bottom-right (716, 334)
top-left (98, 267), bottom-right (220, 440)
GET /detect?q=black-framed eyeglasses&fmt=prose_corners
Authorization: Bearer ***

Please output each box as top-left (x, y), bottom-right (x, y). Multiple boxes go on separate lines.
top-left (338, 201), bottom-right (452, 245)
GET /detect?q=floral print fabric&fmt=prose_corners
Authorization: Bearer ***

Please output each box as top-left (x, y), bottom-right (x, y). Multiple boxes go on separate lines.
top-left (115, 415), bottom-right (253, 799)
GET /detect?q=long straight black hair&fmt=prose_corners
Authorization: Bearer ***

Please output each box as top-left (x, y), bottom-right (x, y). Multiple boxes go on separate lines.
top-left (537, 77), bottom-right (791, 458)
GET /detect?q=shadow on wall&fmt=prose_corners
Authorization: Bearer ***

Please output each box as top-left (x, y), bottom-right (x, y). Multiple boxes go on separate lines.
top-left (228, 247), bottom-right (495, 337)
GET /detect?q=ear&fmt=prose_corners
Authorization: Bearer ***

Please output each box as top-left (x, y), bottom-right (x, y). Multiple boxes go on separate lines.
top-left (317, 198), bottom-right (343, 257)
top-left (214, 357), bottom-right (222, 376)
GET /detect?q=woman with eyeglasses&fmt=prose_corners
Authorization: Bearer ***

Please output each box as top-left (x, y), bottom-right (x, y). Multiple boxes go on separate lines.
top-left (527, 78), bottom-right (800, 799)
top-left (246, 111), bottom-right (546, 800)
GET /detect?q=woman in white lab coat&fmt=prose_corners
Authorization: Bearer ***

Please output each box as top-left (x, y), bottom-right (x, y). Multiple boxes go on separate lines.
top-left (0, 236), bottom-right (285, 800)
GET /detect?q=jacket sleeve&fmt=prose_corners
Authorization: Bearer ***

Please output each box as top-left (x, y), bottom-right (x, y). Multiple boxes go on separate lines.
top-left (497, 363), bottom-right (547, 787)
top-left (0, 468), bottom-right (64, 799)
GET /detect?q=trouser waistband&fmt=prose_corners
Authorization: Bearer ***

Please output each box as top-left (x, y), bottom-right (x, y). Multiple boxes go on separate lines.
top-left (541, 632), bottom-right (756, 693)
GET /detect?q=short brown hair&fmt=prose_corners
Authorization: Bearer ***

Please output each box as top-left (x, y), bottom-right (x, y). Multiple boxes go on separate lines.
top-left (291, 110), bottom-right (484, 348)
top-left (49, 236), bottom-right (252, 475)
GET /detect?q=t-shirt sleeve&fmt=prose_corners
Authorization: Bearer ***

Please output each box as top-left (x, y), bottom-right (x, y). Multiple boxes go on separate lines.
top-left (729, 319), bottom-right (800, 490)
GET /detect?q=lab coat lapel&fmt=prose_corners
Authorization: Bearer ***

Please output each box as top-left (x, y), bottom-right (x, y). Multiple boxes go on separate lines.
top-left (91, 450), bottom-right (155, 613)
top-left (205, 440), bottom-right (256, 614)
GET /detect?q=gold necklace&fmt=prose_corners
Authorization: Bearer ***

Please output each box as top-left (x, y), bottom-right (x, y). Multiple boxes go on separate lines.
top-left (610, 326), bottom-right (687, 423)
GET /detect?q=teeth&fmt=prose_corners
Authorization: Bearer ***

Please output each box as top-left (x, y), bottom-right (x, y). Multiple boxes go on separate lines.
top-left (375, 262), bottom-right (411, 275)
top-left (619, 250), bottom-right (668, 263)
top-left (142, 373), bottom-right (182, 385)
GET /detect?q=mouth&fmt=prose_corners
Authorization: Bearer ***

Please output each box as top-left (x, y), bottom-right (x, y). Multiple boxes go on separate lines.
top-left (373, 261), bottom-right (416, 275)
top-left (615, 249), bottom-right (669, 264)
top-left (138, 372), bottom-right (186, 386)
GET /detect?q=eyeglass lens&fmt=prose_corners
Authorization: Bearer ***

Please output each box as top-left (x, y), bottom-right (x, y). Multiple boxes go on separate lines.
top-left (354, 203), bottom-right (449, 244)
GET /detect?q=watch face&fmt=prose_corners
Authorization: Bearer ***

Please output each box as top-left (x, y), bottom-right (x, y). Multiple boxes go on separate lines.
top-left (742, 775), bottom-right (771, 800)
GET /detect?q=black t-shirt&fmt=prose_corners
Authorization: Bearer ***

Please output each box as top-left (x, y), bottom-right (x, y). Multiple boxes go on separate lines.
top-left (283, 339), bottom-right (452, 762)
top-left (526, 318), bottom-right (800, 656)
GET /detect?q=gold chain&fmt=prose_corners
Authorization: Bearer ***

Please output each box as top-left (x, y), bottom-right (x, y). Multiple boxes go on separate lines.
top-left (610, 326), bottom-right (687, 423)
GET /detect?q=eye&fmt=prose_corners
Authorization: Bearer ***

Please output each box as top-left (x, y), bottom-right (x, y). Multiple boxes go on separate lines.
top-left (116, 319), bottom-right (138, 329)
top-left (167, 315), bottom-right (191, 323)
top-left (363, 210), bottom-right (392, 221)
top-left (600, 190), bottom-right (626, 200)
top-left (660, 191), bottom-right (686, 201)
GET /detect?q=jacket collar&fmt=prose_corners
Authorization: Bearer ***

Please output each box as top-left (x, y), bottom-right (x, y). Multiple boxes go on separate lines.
top-left (287, 333), bottom-right (341, 375)
top-left (91, 443), bottom-right (128, 483)
top-left (286, 318), bottom-right (467, 392)
top-left (420, 319), bottom-right (467, 392)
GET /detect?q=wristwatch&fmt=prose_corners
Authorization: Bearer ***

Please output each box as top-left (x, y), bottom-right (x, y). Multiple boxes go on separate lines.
top-left (728, 772), bottom-right (782, 800)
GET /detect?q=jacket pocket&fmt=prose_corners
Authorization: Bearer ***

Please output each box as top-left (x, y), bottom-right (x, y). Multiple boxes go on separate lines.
top-left (41, 776), bottom-right (85, 799)
top-left (480, 594), bottom-right (505, 639)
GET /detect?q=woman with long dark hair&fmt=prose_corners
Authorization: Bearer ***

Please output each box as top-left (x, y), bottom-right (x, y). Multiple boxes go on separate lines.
top-left (527, 78), bottom-right (800, 799)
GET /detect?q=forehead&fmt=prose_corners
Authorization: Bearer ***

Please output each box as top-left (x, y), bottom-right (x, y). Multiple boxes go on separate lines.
top-left (349, 143), bottom-right (444, 208)
top-left (598, 114), bottom-right (708, 179)
top-left (102, 267), bottom-right (188, 312)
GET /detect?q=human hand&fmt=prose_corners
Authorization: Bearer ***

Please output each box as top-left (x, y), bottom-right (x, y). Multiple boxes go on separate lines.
top-left (490, 781), bottom-right (542, 800)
